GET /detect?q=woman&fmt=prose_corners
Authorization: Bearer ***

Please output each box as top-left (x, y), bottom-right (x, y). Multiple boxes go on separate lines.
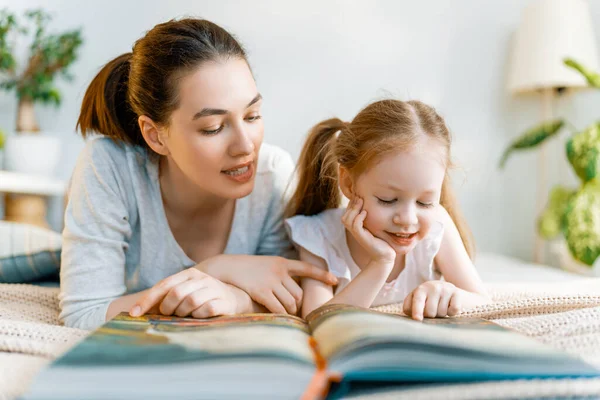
top-left (60, 18), bottom-right (337, 330)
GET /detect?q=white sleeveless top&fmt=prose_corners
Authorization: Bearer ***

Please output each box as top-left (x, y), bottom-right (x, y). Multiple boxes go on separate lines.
top-left (285, 208), bottom-right (444, 306)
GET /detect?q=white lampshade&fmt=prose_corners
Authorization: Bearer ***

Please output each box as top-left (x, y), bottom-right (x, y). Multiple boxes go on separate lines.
top-left (508, 0), bottom-right (600, 94)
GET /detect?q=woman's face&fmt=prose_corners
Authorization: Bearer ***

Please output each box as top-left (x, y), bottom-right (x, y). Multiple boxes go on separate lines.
top-left (162, 57), bottom-right (264, 200)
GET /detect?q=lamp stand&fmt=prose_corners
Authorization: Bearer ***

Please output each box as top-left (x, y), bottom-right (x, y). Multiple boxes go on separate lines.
top-left (534, 87), bottom-right (554, 264)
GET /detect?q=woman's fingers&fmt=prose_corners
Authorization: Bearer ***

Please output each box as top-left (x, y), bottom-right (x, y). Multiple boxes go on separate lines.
top-left (173, 287), bottom-right (214, 317)
top-left (159, 279), bottom-right (205, 316)
top-left (273, 284), bottom-right (298, 315)
top-left (254, 291), bottom-right (287, 314)
top-left (191, 298), bottom-right (233, 319)
top-left (286, 260), bottom-right (337, 285)
top-left (130, 270), bottom-right (197, 317)
top-left (282, 276), bottom-right (304, 308)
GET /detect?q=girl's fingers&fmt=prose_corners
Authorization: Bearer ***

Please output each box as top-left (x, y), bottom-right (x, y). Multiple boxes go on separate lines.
top-left (423, 292), bottom-right (440, 318)
top-left (436, 290), bottom-right (452, 317)
top-left (352, 210), bottom-right (372, 247)
top-left (342, 197), bottom-right (355, 225)
top-left (402, 291), bottom-right (414, 316)
top-left (159, 279), bottom-right (205, 316)
top-left (343, 197), bottom-right (361, 229)
top-left (411, 290), bottom-right (428, 321)
top-left (447, 293), bottom-right (462, 316)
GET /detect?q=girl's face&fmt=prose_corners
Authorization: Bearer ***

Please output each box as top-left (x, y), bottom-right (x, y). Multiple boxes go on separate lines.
top-left (348, 139), bottom-right (447, 255)
top-left (161, 58), bottom-right (264, 199)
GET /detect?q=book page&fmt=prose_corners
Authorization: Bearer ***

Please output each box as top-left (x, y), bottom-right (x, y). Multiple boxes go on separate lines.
top-left (147, 313), bottom-right (315, 364)
top-left (56, 313), bottom-right (316, 367)
top-left (307, 305), bottom-right (565, 362)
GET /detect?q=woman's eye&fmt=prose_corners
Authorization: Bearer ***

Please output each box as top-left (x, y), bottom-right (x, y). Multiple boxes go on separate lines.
top-left (201, 126), bottom-right (224, 135)
top-left (246, 114), bottom-right (262, 122)
top-left (376, 197), bottom-right (397, 205)
top-left (417, 201), bottom-right (434, 208)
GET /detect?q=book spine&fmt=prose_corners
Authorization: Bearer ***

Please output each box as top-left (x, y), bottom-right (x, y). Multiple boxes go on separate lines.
top-left (301, 337), bottom-right (342, 400)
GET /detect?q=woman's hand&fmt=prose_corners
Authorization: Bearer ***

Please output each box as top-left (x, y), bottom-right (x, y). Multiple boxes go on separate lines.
top-left (130, 268), bottom-right (243, 319)
top-left (402, 281), bottom-right (490, 321)
top-left (198, 254), bottom-right (338, 315)
top-left (342, 196), bottom-right (396, 265)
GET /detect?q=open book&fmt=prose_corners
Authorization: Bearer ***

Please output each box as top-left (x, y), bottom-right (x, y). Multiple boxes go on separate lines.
top-left (23, 304), bottom-right (600, 400)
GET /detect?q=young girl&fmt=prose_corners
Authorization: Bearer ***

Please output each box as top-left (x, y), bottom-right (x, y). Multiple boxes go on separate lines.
top-left (285, 99), bottom-right (490, 320)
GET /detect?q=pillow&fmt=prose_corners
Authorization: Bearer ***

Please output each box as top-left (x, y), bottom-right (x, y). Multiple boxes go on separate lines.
top-left (0, 221), bottom-right (62, 283)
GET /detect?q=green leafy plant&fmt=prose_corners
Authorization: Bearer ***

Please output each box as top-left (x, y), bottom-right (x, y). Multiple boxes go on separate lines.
top-left (0, 128), bottom-right (5, 149)
top-left (0, 8), bottom-right (83, 132)
top-left (500, 58), bottom-right (600, 267)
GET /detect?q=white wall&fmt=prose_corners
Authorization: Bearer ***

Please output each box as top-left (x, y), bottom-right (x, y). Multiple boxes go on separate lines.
top-left (1, 0), bottom-right (600, 262)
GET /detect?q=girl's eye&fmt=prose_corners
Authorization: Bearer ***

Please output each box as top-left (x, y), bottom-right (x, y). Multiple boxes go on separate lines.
top-left (417, 201), bottom-right (434, 208)
top-left (376, 197), bottom-right (397, 205)
top-left (201, 126), bottom-right (224, 135)
top-left (246, 114), bottom-right (262, 122)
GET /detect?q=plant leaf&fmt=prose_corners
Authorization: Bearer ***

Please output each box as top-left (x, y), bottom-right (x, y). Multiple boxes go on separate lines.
top-left (564, 58), bottom-right (600, 88)
top-left (499, 120), bottom-right (564, 168)
top-left (564, 179), bottom-right (600, 266)
top-left (537, 185), bottom-right (576, 239)
top-left (566, 122), bottom-right (600, 183)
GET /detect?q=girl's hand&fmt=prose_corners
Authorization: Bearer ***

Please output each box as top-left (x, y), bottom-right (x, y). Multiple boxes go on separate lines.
top-left (342, 196), bottom-right (396, 264)
top-left (402, 281), bottom-right (490, 321)
top-left (198, 255), bottom-right (338, 315)
top-left (130, 268), bottom-right (240, 319)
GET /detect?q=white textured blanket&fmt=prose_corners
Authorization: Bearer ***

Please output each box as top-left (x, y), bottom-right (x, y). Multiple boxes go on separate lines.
top-left (0, 284), bottom-right (87, 400)
top-left (2, 279), bottom-right (600, 400)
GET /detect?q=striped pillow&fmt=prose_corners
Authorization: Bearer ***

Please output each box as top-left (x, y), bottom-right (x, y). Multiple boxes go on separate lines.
top-left (0, 221), bottom-right (62, 283)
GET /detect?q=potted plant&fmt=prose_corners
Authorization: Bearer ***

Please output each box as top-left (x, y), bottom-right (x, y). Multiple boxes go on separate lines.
top-left (500, 59), bottom-right (600, 275)
top-left (0, 8), bottom-right (82, 176)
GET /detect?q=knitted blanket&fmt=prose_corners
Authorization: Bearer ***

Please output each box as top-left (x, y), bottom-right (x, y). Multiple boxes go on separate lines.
top-left (2, 279), bottom-right (600, 400)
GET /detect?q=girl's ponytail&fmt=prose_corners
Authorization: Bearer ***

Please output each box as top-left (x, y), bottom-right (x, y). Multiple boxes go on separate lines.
top-left (285, 118), bottom-right (346, 218)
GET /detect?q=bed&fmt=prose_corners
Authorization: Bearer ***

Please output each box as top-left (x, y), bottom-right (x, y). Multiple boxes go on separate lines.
top-left (1, 252), bottom-right (600, 400)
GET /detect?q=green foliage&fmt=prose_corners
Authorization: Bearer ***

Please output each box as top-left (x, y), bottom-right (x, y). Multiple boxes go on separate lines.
top-left (0, 8), bottom-right (83, 106)
top-left (499, 120), bottom-right (564, 168)
top-left (566, 123), bottom-right (600, 183)
top-left (0, 128), bottom-right (5, 149)
top-left (564, 179), bottom-right (600, 266)
top-left (500, 59), bottom-right (600, 267)
top-left (538, 186), bottom-right (575, 239)
top-left (564, 58), bottom-right (600, 89)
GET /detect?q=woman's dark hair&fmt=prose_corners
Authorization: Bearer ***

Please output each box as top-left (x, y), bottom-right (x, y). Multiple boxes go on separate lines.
top-left (76, 18), bottom-right (247, 149)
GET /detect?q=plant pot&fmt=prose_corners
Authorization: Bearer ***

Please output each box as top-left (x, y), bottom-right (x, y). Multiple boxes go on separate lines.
top-left (4, 133), bottom-right (61, 177)
top-left (550, 239), bottom-right (600, 277)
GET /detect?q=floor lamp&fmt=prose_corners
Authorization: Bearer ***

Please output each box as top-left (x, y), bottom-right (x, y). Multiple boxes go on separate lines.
top-left (507, 0), bottom-right (599, 264)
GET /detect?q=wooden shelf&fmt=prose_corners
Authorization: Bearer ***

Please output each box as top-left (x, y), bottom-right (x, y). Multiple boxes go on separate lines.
top-left (0, 171), bottom-right (67, 196)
